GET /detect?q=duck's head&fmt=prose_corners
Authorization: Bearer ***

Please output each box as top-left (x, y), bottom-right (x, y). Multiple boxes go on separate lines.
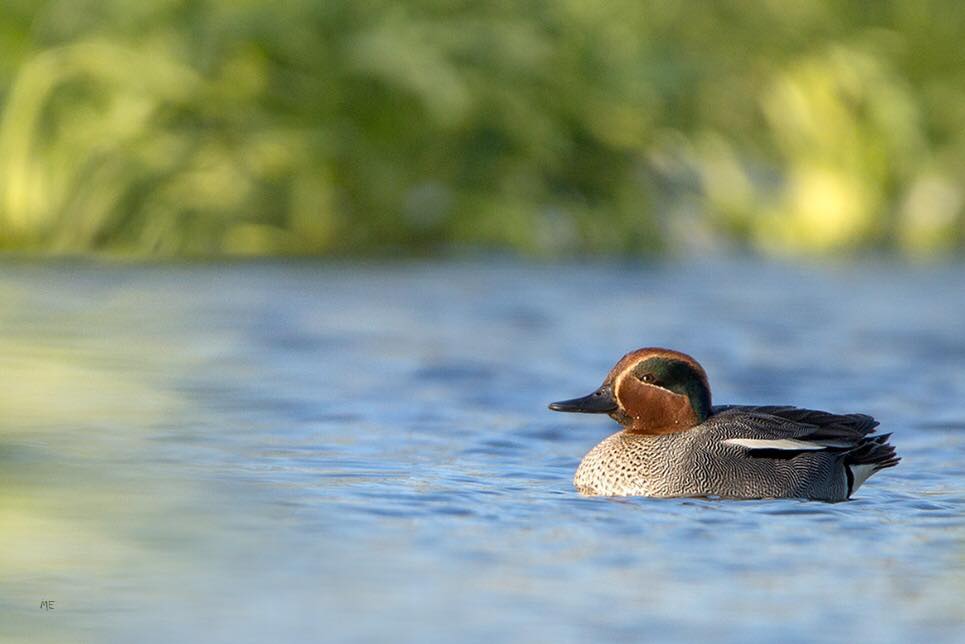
top-left (548, 348), bottom-right (712, 434)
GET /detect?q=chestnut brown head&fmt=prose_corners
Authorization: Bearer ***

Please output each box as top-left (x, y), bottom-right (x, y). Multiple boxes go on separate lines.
top-left (548, 348), bottom-right (712, 434)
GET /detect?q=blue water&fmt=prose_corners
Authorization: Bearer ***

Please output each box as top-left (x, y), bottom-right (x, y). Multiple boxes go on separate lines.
top-left (1, 260), bottom-right (963, 643)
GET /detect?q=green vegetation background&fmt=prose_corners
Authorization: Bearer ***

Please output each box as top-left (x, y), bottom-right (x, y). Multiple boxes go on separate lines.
top-left (0, 0), bottom-right (963, 258)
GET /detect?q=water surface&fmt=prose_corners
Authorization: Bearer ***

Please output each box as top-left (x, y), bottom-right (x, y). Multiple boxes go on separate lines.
top-left (1, 260), bottom-right (963, 643)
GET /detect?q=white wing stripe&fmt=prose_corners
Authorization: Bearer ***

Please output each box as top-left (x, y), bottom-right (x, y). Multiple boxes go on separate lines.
top-left (722, 438), bottom-right (834, 451)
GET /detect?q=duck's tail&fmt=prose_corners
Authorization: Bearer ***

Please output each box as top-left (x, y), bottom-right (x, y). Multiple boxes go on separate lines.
top-left (845, 433), bottom-right (900, 496)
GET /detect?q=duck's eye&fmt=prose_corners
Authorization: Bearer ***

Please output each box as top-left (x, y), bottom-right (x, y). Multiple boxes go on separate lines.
top-left (638, 373), bottom-right (655, 384)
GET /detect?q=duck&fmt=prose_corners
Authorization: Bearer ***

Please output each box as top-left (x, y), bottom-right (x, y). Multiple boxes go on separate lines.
top-left (548, 347), bottom-right (899, 501)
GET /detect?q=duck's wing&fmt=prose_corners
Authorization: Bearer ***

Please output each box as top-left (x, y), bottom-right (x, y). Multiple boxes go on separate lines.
top-left (709, 405), bottom-right (899, 496)
top-left (709, 405), bottom-right (884, 457)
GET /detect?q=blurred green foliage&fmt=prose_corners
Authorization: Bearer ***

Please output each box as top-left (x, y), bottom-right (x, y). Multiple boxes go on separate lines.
top-left (0, 0), bottom-right (963, 257)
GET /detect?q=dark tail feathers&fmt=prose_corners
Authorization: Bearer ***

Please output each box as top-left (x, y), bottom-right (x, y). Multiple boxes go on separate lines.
top-left (845, 433), bottom-right (900, 471)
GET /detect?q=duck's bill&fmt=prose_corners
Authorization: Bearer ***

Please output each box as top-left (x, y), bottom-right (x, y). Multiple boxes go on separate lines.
top-left (548, 385), bottom-right (617, 413)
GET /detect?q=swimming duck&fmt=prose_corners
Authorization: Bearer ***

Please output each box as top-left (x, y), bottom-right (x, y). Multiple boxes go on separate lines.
top-left (549, 348), bottom-right (899, 501)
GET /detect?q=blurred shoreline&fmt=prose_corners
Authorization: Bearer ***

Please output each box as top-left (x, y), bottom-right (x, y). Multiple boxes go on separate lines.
top-left (1, 2), bottom-right (963, 258)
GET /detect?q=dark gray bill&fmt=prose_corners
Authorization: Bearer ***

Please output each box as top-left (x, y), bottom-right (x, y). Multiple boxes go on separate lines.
top-left (548, 385), bottom-right (616, 413)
